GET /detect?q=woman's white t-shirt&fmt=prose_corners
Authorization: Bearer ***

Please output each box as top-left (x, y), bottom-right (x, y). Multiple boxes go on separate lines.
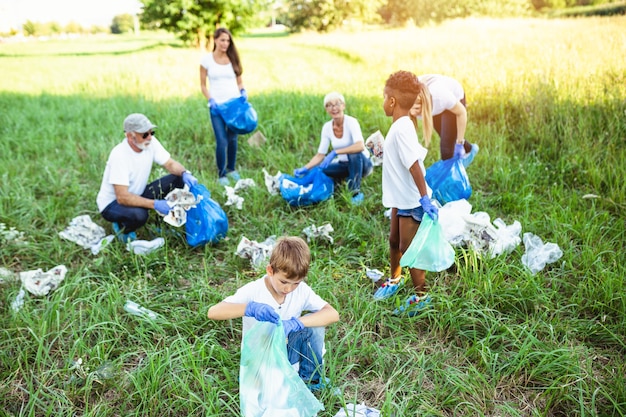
top-left (200, 53), bottom-right (240, 104)
top-left (317, 115), bottom-right (369, 162)
top-left (419, 74), bottom-right (465, 116)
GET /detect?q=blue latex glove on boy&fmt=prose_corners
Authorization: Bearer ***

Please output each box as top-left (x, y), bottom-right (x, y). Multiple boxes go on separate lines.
top-left (208, 98), bottom-right (217, 110)
top-left (454, 143), bottom-right (465, 159)
top-left (283, 317), bottom-right (304, 337)
top-left (240, 88), bottom-right (248, 100)
top-left (319, 150), bottom-right (337, 169)
top-left (154, 200), bottom-right (171, 216)
top-left (182, 171), bottom-right (198, 187)
top-left (244, 301), bottom-right (279, 324)
top-left (419, 195), bottom-right (439, 221)
top-left (294, 166), bottom-right (308, 177)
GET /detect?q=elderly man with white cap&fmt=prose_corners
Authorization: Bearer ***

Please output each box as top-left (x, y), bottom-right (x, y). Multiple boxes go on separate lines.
top-left (96, 113), bottom-right (199, 242)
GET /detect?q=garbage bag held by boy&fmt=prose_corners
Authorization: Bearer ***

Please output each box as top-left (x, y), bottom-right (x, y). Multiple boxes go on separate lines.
top-left (240, 321), bottom-right (324, 417)
top-left (400, 215), bottom-right (455, 272)
top-left (425, 157), bottom-right (472, 204)
top-left (185, 183), bottom-right (228, 247)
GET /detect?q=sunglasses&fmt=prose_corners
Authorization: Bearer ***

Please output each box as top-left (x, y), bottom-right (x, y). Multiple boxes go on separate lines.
top-left (138, 131), bottom-right (154, 139)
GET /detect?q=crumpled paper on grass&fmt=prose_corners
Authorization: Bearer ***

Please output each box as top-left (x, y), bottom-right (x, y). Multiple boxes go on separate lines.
top-left (521, 232), bottom-right (563, 274)
top-left (12, 265), bottom-right (68, 312)
top-left (224, 179), bottom-right (256, 210)
top-left (236, 235), bottom-right (276, 268)
top-left (126, 237), bottom-right (165, 255)
top-left (365, 130), bottom-right (384, 166)
top-left (163, 185), bottom-right (202, 227)
top-left (334, 403), bottom-right (381, 417)
top-left (1, 222), bottom-right (27, 244)
top-left (59, 215), bottom-right (114, 255)
top-left (247, 131), bottom-right (267, 147)
top-left (303, 223), bottom-right (334, 244)
top-left (263, 169), bottom-right (282, 195)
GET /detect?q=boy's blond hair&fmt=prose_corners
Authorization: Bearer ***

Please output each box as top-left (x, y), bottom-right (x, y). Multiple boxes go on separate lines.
top-left (269, 236), bottom-right (311, 280)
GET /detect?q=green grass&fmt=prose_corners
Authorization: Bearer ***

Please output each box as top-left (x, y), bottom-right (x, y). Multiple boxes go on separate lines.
top-left (1, 16), bottom-right (625, 416)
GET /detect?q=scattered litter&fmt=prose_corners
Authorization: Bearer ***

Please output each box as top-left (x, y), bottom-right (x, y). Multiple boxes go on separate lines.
top-left (582, 194), bottom-right (600, 199)
top-left (58, 215), bottom-right (114, 255)
top-left (303, 223), bottom-right (334, 244)
top-left (90, 235), bottom-right (115, 255)
top-left (123, 300), bottom-right (158, 319)
top-left (163, 185), bottom-right (202, 227)
top-left (263, 169), bottom-right (282, 195)
top-left (126, 238), bottom-right (165, 255)
top-left (236, 235), bottom-right (277, 268)
top-left (521, 233), bottom-right (563, 274)
top-left (224, 179), bottom-right (257, 210)
top-left (0, 222), bottom-right (27, 244)
top-left (247, 130), bottom-right (267, 147)
top-left (11, 288), bottom-right (25, 312)
top-left (20, 265), bottom-right (67, 296)
top-left (234, 178), bottom-right (256, 192)
top-left (334, 403), bottom-right (381, 417)
top-left (0, 267), bottom-right (16, 285)
top-left (69, 358), bottom-right (116, 386)
top-left (365, 130), bottom-right (384, 166)
top-left (365, 268), bottom-right (384, 283)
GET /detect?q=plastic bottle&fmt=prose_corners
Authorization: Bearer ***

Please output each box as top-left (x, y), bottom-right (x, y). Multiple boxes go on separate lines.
top-left (123, 300), bottom-right (158, 319)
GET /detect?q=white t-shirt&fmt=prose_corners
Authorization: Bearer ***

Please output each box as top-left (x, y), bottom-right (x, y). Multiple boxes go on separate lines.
top-left (317, 115), bottom-right (369, 162)
top-left (419, 74), bottom-right (465, 116)
top-left (96, 137), bottom-right (170, 212)
top-left (381, 116), bottom-right (431, 209)
top-left (223, 275), bottom-right (328, 338)
top-left (200, 53), bottom-right (240, 104)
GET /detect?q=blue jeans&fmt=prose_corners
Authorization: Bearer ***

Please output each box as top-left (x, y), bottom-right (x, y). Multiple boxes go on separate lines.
top-left (322, 152), bottom-right (373, 194)
top-left (210, 110), bottom-right (238, 178)
top-left (100, 174), bottom-right (183, 232)
top-left (287, 326), bottom-right (325, 383)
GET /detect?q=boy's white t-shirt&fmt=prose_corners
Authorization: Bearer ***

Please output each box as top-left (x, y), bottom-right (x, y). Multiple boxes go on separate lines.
top-left (200, 53), bottom-right (240, 104)
top-left (419, 74), bottom-right (465, 116)
top-left (223, 275), bottom-right (328, 337)
top-left (317, 114), bottom-right (370, 161)
top-left (96, 137), bottom-right (170, 212)
top-left (381, 116), bottom-right (431, 210)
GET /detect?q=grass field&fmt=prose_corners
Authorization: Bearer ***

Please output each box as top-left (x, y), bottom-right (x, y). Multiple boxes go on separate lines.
top-left (1, 16), bottom-right (625, 417)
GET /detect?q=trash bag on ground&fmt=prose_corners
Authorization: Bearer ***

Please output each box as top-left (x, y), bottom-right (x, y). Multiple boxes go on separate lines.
top-left (279, 167), bottom-right (334, 207)
top-left (400, 215), bottom-right (455, 272)
top-left (240, 321), bottom-right (324, 417)
top-left (185, 183), bottom-right (228, 247)
top-left (425, 157), bottom-right (472, 204)
top-left (215, 96), bottom-right (258, 134)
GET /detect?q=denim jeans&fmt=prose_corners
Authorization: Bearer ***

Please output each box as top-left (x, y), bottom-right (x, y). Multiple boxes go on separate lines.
top-left (322, 152), bottom-right (373, 194)
top-left (210, 110), bottom-right (238, 178)
top-left (287, 326), bottom-right (325, 383)
top-left (100, 174), bottom-right (183, 232)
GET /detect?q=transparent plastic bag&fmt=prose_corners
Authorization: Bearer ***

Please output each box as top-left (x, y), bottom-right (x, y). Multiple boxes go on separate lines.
top-left (240, 322), bottom-right (324, 417)
top-left (425, 157), bottom-right (472, 204)
top-left (521, 233), bottom-right (563, 274)
top-left (400, 215), bottom-right (455, 272)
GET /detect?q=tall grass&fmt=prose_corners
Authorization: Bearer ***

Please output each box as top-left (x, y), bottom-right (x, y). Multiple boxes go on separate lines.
top-left (1, 17), bottom-right (625, 416)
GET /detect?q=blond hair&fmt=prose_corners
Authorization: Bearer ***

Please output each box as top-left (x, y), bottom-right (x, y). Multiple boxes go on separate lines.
top-left (416, 82), bottom-right (433, 147)
top-left (269, 236), bottom-right (311, 280)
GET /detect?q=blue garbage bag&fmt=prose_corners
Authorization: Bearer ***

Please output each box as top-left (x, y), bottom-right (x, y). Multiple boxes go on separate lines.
top-left (279, 167), bottom-right (334, 207)
top-left (214, 96), bottom-right (258, 134)
top-left (240, 321), bottom-right (324, 417)
top-left (425, 157), bottom-right (472, 204)
top-left (185, 184), bottom-right (228, 247)
top-left (400, 215), bottom-right (455, 272)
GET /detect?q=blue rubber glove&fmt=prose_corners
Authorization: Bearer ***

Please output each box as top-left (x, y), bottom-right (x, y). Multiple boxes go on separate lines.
top-left (454, 143), bottom-right (465, 159)
top-left (208, 98), bottom-right (217, 110)
top-left (294, 166), bottom-right (309, 177)
top-left (244, 301), bottom-right (279, 324)
top-left (319, 150), bottom-right (337, 169)
top-left (154, 199), bottom-right (171, 216)
top-left (182, 171), bottom-right (198, 187)
top-left (283, 317), bottom-right (304, 337)
top-left (240, 88), bottom-right (248, 100)
top-left (419, 195), bottom-right (439, 221)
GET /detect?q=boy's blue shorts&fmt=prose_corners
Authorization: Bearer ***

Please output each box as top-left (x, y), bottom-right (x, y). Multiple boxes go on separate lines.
top-left (396, 206), bottom-right (425, 223)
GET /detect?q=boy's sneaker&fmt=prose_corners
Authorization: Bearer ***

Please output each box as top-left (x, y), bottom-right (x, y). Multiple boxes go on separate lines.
top-left (112, 222), bottom-right (136, 243)
top-left (351, 192), bottom-right (364, 206)
top-left (217, 176), bottom-right (230, 186)
top-left (462, 144), bottom-right (479, 168)
top-left (373, 278), bottom-right (403, 300)
top-left (226, 170), bottom-right (241, 181)
top-left (393, 294), bottom-right (432, 317)
top-left (306, 377), bottom-right (340, 395)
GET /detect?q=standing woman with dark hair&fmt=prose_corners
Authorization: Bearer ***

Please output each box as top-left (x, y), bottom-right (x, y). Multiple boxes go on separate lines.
top-left (200, 28), bottom-right (247, 186)
top-left (410, 74), bottom-right (479, 167)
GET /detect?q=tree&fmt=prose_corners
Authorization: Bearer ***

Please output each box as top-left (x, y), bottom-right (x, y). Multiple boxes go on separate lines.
top-left (139, 0), bottom-right (265, 47)
top-left (111, 14), bottom-right (136, 34)
top-left (280, 0), bottom-right (383, 32)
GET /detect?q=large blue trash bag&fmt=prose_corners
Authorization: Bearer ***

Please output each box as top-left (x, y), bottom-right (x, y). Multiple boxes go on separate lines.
top-left (214, 96), bottom-right (258, 134)
top-left (279, 167), bottom-right (334, 207)
top-left (185, 183), bottom-right (228, 247)
top-left (240, 322), bottom-right (324, 417)
top-left (425, 157), bottom-right (472, 204)
top-left (400, 215), bottom-right (455, 272)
